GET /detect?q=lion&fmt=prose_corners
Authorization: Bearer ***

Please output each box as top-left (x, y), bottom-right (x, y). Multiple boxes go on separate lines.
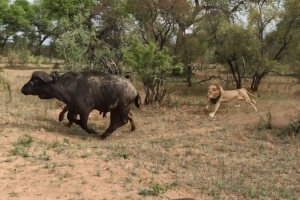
top-left (207, 85), bottom-right (259, 117)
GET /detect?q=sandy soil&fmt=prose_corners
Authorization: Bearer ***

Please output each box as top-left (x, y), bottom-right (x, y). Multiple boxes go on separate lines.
top-left (1, 67), bottom-right (300, 200)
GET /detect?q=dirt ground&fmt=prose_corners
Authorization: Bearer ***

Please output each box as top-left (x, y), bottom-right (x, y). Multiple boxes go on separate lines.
top-left (1, 67), bottom-right (300, 200)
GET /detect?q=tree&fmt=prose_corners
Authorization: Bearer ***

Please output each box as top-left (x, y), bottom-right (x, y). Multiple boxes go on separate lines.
top-left (27, 0), bottom-right (58, 56)
top-left (56, 11), bottom-right (96, 71)
top-left (55, 6), bottom-right (127, 73)
top-left (0, 0), bottom-right (9, 53)
top-left (41, 0), bottom-right (94, 20)
top-left (246, 0), bottom-right (300, 91)
top-left (88, 0), bottom-right (130, 73)
top-left (0, 0), bottom-right (35, 53)
top-left (213, 20), bottom-right (260, 88)
top-left (198, 0), bottom-right (299, 91)
top-left (122, 35), bottom-right (182, 104)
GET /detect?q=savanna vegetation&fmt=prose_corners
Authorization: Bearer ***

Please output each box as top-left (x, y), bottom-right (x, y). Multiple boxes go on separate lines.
top-left (1, 0), bottom-right (300, 199)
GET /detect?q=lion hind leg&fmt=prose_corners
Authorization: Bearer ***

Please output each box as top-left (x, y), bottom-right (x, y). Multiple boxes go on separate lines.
top-left (248, 101), bottom-right (258, 111)
top-left (251, 99), bottom-right (256, 105)
top-left (237, 97), bottom-right (245, 101)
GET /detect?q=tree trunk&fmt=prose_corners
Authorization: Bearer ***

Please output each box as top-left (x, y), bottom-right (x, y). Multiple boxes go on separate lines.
top-left (49, 39), bottom-right (56, 62)
top-left (251, 69), bottom-right (270, 91)
top-left (0, 36), bottom-right (9, 54)
top-left (227, 60), bottom-right (242, 89)
top-left (88, 44), bottom-right (95, 69)
top-left (144, 86), bottom-right (152, 105)
top-left (251, 73), bottom-right (262, 91)
top-left (236, 78), bottom-right (242, 89)
top-left (143, 77), bottom-right (155, 105)
top-left (35, 35), bottom-right (50, 56)
top-left (235, 63), bottom-right (242, 89)
top-left (187, 65), bottom-right (192, 86)
top-left (143, 77), bottom-right (167, 105)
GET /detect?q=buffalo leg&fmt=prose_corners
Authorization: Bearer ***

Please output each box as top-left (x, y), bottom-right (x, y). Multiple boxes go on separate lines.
top-left (59, 106), bottom-right (78, 127)
top-left (100, 111), bottom-right (107, 118)
top-left (128, 110), bottom-right (136, 131)
top-left (78, 112), bottom-right (98, 134)
top-left (65, 110), bottom-right (78, 127)
top-left (100, 108), bottom-right (129, 139)
top-left (59, 106), bottom-right (69, 121)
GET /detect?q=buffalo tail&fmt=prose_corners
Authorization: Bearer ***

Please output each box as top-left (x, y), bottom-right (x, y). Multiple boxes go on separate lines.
top-left (135, 93), bottom-right (141, 108)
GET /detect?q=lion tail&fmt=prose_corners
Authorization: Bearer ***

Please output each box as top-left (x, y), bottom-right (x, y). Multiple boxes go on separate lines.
top-left (245, 90), bottom-right (260, 98)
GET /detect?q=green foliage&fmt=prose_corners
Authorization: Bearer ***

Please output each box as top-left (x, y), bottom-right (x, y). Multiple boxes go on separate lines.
top-left (0, 0), bottom-right (35, 52)
top-left (17, 134), bottom-right (33, 147)
top-left (27, 0), bottom-right (59, 50)
top-left (12, 134), bottom-right (33, 157)
top-left (138, 183), bottom-right (169, 196)
top-left (0, 0), bottom-right (9, 25)
top-left (3, 40), bottom-right (34, 67)
top-left (41, 0), bottom-right (94, 20)
top-left (0, 67), bottom-right (11, 102)
top-left (215, 21), bottom-right (259, 64)
top-left (56, 6), bottom-right (122, 72)
top-left (122, 35), bottom-right (183, 81)
top-left (4, 49), bottom-right (18, 67)
top-left (56, 11), bottom-right (94, 71)
top-left (6, 0), bottom-right (35, 31)
top-left (0, 67), bottom-right (8, 88)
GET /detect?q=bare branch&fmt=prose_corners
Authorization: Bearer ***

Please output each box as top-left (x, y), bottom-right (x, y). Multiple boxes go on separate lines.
top-left (195, 75), bottom-right (228, 84)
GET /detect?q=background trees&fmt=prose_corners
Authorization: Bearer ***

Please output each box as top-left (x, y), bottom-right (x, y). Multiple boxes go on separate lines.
top-left (0, 0), bottom-right (299, 95)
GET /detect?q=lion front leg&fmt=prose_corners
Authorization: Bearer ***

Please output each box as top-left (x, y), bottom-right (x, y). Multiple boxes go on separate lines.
top-left (209, 101), bottom-right (221, 117)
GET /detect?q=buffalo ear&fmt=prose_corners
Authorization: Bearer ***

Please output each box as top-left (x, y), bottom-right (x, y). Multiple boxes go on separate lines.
top-left (31, 71), bottom-right (53, 83)
top-left (51, 71), bottom-right (59, 84)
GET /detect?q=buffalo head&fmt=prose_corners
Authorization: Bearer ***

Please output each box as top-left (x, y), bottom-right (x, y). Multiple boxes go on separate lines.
top-left (21, 71), bottom-right (59, 99)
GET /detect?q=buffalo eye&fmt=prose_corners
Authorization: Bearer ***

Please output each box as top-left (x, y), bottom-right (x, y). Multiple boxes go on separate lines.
top-left (30, 79), bottom-right (40, 85)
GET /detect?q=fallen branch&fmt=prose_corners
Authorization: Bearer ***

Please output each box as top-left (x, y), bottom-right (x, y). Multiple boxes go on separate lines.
top-left (269, 70), bottom-right (285, 76)
top-left (195, 75), bottom-right (228, 84)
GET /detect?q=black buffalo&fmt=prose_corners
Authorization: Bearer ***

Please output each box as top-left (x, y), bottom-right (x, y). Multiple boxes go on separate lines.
top-left (21, 70), bottom-right (141, 139)
top-left (58, 74), bottom-right (133, 126)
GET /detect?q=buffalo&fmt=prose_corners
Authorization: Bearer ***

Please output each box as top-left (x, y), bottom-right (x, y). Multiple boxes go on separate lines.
top-left (21, 70), bottom-right (141, 139)
top-left (58, 74), bottom-right (133, 126)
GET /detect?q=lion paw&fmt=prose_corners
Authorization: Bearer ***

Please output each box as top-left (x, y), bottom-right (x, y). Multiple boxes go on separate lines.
top-left (209, 113), bottom-right (215, 118)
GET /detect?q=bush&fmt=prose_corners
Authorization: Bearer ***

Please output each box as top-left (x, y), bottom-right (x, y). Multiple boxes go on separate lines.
top-left (0, 68), bottom-right (12, 102)
top-left (3, 48), bottom-right (40, 67)
top-left (28, 55), bottom-right (49, 65)
top-left (258, 109), bottom-right (272, 130)
top-left (4, 49), bottom-right (19, 67)
top-left (19, 50), bottom-right (31, 65)
top-left (282, 117), bottom-right (300, 136)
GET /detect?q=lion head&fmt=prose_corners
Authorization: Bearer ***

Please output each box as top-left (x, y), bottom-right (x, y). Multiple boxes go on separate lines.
top-left (207, 85), bottom-right (221, 104)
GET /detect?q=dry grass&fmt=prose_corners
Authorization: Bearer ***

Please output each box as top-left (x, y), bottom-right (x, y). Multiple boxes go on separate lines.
top-left (0, 66), bottom-right (300, 200)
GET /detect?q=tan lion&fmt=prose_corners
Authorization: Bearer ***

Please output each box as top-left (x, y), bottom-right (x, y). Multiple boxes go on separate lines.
top-left (207, 85), bottom-right (259, 117)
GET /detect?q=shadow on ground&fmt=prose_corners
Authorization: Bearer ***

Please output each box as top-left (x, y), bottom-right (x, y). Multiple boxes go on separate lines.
top-left (6, 116), bottom-right (110, 140)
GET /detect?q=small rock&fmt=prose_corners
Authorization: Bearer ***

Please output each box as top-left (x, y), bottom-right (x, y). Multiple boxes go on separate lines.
top-left (40, 128), bottom-right (45, 133)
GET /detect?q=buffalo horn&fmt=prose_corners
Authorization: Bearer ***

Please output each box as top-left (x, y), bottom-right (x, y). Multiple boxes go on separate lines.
top-left (32, 71), bottom-right (53, 83)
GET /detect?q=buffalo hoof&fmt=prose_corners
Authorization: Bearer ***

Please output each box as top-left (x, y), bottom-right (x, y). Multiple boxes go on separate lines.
top-left (99, 134), bottom-right (108, 140)
top-left (131, 127), bottom-right (136, 132)
top-left (88, 129), bottom-right (98, 134)
top-left (100, 135), bottom-right (106, 140)
top-left (64, 123), bottom-right (73, 128)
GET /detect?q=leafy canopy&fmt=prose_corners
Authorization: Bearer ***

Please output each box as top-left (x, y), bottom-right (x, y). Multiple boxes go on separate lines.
top-left (122, 35), bottom-right (183, 81)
